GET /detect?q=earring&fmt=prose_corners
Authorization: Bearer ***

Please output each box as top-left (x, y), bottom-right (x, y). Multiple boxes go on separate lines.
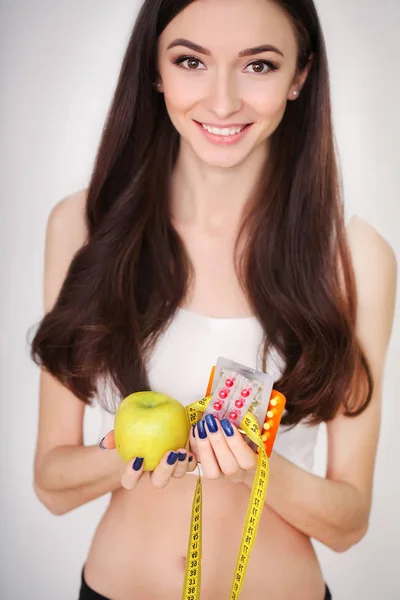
top-left (293, 90), bottom-right (298, 97)
top-left (153, 81), bottom-right (161, 90)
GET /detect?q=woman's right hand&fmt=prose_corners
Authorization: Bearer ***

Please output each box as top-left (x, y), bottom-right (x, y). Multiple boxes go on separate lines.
top-left (99, 430), bottom-right (198, 490)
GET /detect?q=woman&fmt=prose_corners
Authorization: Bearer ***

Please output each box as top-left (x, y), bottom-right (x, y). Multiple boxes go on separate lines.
top-left (31, 0), bottom-right (397, 599)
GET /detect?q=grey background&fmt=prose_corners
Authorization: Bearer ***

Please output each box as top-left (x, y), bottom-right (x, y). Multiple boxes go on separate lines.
top-left (1, 1), bottom-right (399, 598)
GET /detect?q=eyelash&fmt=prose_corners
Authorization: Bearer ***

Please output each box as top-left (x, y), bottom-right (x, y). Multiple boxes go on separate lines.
top-left (172, 54), bottom-right (279, 76)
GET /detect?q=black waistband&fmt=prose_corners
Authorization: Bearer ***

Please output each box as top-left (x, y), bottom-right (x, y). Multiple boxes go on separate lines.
top-left (80, 565), bottom-right (332, 600)
top-left (325, 583), bottom-right (332, 599)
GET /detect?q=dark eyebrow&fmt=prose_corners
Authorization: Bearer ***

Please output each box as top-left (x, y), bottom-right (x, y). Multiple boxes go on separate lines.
top-left (166, 38), bottom-right (284, 58)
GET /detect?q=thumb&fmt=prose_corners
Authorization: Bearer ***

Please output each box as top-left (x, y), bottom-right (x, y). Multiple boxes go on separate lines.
top-left (99, 430), bottom-right (116, 450)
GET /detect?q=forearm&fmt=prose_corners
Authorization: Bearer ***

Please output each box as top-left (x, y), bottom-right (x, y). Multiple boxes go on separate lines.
top-left (34, 444), bottom-right (127, 515)
top-left (243, 452), bottom-right (368, 552)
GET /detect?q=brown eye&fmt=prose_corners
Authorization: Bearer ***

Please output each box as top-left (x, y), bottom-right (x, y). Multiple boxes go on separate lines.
top-left (187, 58), bottom-right (201, 70)
top-left (173, 55), bottom-right (206, 71)
top-left (251, 62), bottom-right (267, 74)
top-left (244, 60), bottom-right (278, 76)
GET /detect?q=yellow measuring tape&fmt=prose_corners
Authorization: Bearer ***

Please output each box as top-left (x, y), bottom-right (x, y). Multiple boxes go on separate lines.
top-left (183, 394), bottom-right (270, 600)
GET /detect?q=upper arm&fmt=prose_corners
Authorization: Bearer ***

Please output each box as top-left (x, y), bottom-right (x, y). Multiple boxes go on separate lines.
top-left (326, 216), bottom-right (397, 525)
top-left (34, 189), bottom-right (89, 485)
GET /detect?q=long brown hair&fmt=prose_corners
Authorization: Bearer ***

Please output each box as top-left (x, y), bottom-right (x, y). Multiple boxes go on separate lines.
top-left (29, 0), bottom-right (373, 426)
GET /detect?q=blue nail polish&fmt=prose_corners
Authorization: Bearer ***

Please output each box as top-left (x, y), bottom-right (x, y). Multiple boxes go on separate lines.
top-left (205, 414), bottom-right (218, 433)
top-left (167, 451), bottom-right (178, 465)
top-left (221, 419), bottom-right (234, 437)
top-left (99, 436), bottom-right (106, 450)
top-left (197, 420), bottom-right (207, 439)
top-left (189, 456), bottom-right (193, 462)
top-left (132, 457), bottom-right (144, 471)
top-left (192, 424), bottom-right (196, 438)
top-left (178, 452), bottom-right (187, 461)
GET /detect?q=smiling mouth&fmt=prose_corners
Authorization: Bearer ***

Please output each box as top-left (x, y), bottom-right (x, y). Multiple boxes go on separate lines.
top-left (194, 120), bottom-right (252, 137)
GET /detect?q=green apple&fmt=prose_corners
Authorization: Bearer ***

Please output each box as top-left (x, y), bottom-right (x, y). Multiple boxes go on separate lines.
top-left (114, 391), bottom-right (190, 471)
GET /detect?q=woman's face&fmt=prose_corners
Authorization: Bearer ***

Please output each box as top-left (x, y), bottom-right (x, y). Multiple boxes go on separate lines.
top-left (157, 0), bottom-right (310, 169)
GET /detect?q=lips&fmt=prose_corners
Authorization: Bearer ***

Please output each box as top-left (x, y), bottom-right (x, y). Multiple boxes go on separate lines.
top-left (194, 120), bottom-right (252, 130)
top-left (193, 120), bottom-right (254, 145)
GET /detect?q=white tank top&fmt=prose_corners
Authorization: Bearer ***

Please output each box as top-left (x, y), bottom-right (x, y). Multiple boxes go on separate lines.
top-left (95, 211), bottom-right (356, 475)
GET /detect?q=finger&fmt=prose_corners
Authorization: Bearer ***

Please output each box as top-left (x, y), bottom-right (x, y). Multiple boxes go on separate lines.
top-left (120, 456), bottom-right (144, 490)
top-left (186, 428), bottom-right (199, 472)
top-left (99, 430), bottom-right (115, 450)
top-left (194, 419), bottom-right (223, 480)
top-left (150, 450), bottom-right (182, 489)
top-left (219, 419), bottom-right (258, 471)
top-left (187, 452), bottom-right (198, 472)
top-left (203, 415), bottom-right (241, 477)
top-left (189, 423), bottom-right (199, 460)
top-left (171, 449), bottom-right (191, 479)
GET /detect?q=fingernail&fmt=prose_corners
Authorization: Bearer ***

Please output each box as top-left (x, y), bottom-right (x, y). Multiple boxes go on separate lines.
top-left (99, 437), bottom-right (106, 450)
top-left (205, 414), bottom-right (218, 433)
top-left (167, 451), bottom-right (178, 465)
top-left (189, 456), bottom-right (193, 462)
top-left (197, 420), bottom-right (207, 439)
top-left (132, 457), bottom-right (144, 471)
top-left (192, 424), bottom-right (196, 438)
top-left (178, 452), bottom-right (187, 461)
top-left (221, 419), bottom-right (234, 437)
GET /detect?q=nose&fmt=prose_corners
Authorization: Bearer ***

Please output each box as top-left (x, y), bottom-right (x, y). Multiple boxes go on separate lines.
top-left (205, 72), bottom-right (242, 118)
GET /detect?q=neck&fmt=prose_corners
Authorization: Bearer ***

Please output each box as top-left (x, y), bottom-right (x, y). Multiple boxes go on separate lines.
top-left (170, 138), bottom-right (269, 231)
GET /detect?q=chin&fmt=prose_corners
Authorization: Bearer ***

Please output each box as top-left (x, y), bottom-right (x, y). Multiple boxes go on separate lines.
top-left (192, 147), bottom-right (253, 169)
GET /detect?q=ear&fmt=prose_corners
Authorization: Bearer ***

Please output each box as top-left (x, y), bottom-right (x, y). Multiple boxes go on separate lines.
top-left (288, 53), bottom-right (314, 101)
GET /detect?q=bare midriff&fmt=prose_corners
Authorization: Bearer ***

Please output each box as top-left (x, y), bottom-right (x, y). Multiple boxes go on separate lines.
top-left (84, 472), bottom-right (326, 600)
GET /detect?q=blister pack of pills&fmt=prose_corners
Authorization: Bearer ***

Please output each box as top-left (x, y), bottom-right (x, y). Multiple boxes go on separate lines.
top-left (203, 357), bottom-right (275, 444)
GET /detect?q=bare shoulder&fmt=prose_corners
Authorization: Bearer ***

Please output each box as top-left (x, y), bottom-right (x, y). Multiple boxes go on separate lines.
top-left (346, 215), bottom-right (397, 370)
top-left (48, 188), bottom-right (88, 247)
top-left (346, 215), bottom-right (397, 282)
top-left (44, 188), bottom-right (89, 313)
top-left (340, 216), bottom-right (397, 299)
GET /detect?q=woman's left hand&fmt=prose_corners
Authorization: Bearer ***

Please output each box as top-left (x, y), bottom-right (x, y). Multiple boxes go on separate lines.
top-left (189, 414), bottom-right (258, 483)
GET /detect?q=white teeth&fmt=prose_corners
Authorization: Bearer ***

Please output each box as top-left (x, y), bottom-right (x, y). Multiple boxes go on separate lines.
top-left (201, 124), bottom-right (246, 136)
